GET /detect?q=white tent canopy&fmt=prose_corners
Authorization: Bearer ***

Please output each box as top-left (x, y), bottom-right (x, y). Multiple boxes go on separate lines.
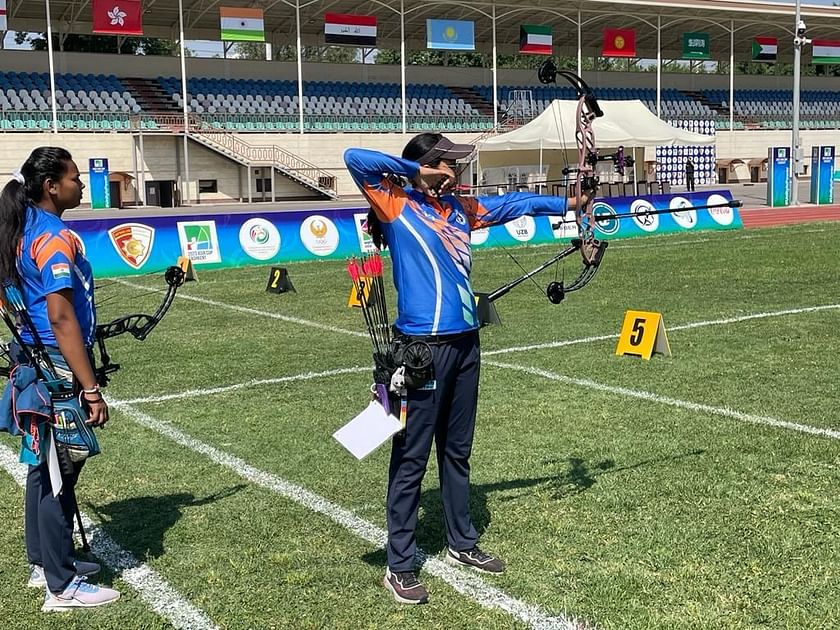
top-left (479, 100), bottom-right (715, 152)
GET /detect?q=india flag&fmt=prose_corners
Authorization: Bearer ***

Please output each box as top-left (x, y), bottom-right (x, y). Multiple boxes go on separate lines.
top-left (220, 7), bottom-right (265, 42)
top-left (812, 39), bottom-right (840, 64)
top-left (519, 24), bottom-right (552, 55)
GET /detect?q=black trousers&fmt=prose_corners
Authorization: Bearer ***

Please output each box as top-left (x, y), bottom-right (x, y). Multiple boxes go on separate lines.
top-left (686, 173), bottom-right (695, 192)
top-left (386, 331), bottom-right (480, 571)
top-left (24, 449), bottom-right (84, 593)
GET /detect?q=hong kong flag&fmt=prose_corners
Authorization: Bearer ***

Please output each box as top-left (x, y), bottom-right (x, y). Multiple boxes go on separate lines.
top-left (92, 0), bottom-right (143, 35)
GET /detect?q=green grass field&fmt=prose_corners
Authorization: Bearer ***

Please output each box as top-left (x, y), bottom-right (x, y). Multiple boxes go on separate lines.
top-left (1, 221), bottom-right (838, 630)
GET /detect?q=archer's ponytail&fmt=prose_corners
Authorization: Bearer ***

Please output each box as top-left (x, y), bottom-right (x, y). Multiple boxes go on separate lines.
top-left (0, 179), bottom-right (30, 283)
top-left (0, 147), bottom-right (74, 283)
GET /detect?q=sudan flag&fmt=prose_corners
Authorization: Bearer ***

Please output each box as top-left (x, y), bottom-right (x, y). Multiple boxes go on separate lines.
top-left (752, 37), bottom-right (777, 62)
top-left (519, 24), bottom-right (552, 55)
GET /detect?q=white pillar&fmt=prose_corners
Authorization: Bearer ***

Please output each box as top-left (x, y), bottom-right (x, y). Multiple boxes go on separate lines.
top-left (791, 0), bottom-right (806, 205)
top-left (491, 6), bottom-right (498, 129)
top-left (656, 16), bottom-right (661, 118)
top-left (178, 0), bottom-right (190, 205)
top-left (729, 21), bottom-right (734, 132)
top-left (44, 0), bottom-right (58, 133)
top-left (296, 1), bottom-right (304, 134)
top-left (400, 0), bottom-right (407, 134)
top-left (577, 12), bottom-right (582, 76)
top-left (138, 127), bottom-right (146, 205)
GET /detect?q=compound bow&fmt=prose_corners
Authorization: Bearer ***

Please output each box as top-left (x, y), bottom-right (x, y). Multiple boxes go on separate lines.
top-left (488, 59), bottom-right (631, 305)
top-left (93, 265), bottom-right (185, 386)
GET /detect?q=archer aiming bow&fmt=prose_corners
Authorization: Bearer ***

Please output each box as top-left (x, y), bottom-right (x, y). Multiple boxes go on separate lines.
top-left (485, 59), bottom-right (740, 305)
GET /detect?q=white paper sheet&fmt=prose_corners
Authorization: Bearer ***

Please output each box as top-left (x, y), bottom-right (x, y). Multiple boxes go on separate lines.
top-left (333, 401), bottom-right (403, 460)
top-left (47, 436), bottom-right (63, 497)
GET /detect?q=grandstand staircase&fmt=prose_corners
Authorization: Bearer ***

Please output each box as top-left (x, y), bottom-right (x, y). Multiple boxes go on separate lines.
top-left (449, 87), bottom-right (496, 118)
top-left (188, 128), bottom-right (338, 199)
top-left (122, 77), bottom-right (180, 114)
top-left (683, 90), bottom-right (728, 117)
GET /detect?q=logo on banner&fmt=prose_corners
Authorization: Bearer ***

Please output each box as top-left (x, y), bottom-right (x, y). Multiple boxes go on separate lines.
top-left (669, 197), bottom-right (697, 229)
top-left (470, 227), bottom-right (490, 245)
top-left (592, 202), bottom-right (620, 235)
top-left (630, 199), bottom-right (659, 232)
top-left (353, 212), bottom-right (377, 253)
top-left (706, 194), bottom-right (734, 226)
top-left (177, 221), bottom-right (221, 264)
top-left (108, 222), bottom-right (155, 269)
top-left (300, 215), bottom-right (339, 256)
top-left (239, 218), bottom-right (281, 261)
top-left (504, 215), bottom-right (536, 242)
top-left (549, 212), bottom-right (578, 239)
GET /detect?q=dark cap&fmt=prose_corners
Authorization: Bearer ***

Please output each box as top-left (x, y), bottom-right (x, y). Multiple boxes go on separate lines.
top-left (415, 137), bottom-right (475, 165)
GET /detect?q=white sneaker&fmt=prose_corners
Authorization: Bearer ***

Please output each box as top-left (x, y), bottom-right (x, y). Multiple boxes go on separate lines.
top-left (28, 560), bottom-right (101, 588)
top-left (42, 576), bottom-right (120, 612)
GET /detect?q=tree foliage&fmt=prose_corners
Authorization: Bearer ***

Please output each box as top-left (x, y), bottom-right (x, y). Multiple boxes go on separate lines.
top-left (14, 32), bottom-right (178, 55)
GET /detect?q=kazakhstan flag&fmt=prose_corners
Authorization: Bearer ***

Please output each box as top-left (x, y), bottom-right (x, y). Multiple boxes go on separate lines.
top-left (427, 19), bottom-right (475, 50)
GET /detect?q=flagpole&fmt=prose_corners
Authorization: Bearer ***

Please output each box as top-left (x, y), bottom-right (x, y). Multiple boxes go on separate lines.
top-left (400, 0), bottom-right (406, 134)
top-left (295, 0), bottom-right (304, 135)
top-left (791, 0), bottom-right (808, 206)
top-left (44, 0), bottom-right (58, 133)
top-left (177, 0), bottom-right (191, 205)
top-left (491, 5), bottom-right (498, 130)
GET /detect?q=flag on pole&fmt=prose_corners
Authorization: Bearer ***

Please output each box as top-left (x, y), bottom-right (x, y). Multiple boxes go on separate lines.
top-left (220, 7), bottom-right (265, 42)
top-left (324, 13), bottom-right (377, 46)
top-left (519, 24), bottom-right (552, 55)
top-left (0, 0), bottom-right (7, 32)
top-left (811, 39), bottom-right (840, 64)
top-left (427, 19), bottom-right (475, 50)
top-left (602, 28), bottom-right (636, 57)
top-left (682, 32), bottom-right (710, 60)
top-left (751, 37), bottom-right (777, 62)
top-left (92, 0), bottom-right (143, 35)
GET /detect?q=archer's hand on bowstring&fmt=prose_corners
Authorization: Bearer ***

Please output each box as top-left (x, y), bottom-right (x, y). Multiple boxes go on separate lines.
top-left (412, 165), bottom-right (454, 198)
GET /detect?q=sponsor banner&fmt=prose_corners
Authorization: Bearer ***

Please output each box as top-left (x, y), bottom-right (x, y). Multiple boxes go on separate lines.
top-left (64, 191), bottom-right (740, 277)
top-left (810, 145), bottom-right (835, 205)
top-left (767, 147), bottom-right (791, 207)
top-left (88, 158), bottom-right (110, 209)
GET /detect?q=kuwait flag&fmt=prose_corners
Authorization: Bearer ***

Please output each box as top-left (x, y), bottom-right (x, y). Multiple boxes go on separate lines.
top-left (324, 13), bottom-right (377, 46)
top-left (220, 7), bottom-right (265, 42)
top-left (752, 37), bottom-right (777, 62)
top-left (812, 39), bottom-right (840, 64)
top-left (520, 24), bottom-right (552, 55)
top-left (92, 0), bottom-right (143, 35)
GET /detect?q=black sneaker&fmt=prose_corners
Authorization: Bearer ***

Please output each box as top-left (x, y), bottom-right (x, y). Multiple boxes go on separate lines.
top-left (383, 568), bottom-right (429, 604)
top-left (446, 546), bottom-right (506, 573)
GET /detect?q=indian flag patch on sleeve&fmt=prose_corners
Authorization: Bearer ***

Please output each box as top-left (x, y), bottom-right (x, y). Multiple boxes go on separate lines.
top-left (51, 263), bottom-right (71, 280)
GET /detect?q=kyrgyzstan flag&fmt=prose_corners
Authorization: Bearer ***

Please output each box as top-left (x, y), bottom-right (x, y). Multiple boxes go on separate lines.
top-left (603, 28), bottom-right (636, 58)
top-left (92, 0), bottom-right (143, 35)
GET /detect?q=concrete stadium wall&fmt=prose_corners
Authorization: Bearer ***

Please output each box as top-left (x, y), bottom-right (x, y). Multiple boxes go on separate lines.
top-left (2, 49), bottom-right (840, 91)
top-left (2, 129), bottom-right (840, 205)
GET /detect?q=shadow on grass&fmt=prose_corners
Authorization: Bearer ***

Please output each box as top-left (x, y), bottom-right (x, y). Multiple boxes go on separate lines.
top-left (362, 449), bottom-right (705, 566)
top-left (85, 484), bottom-right (246, 561)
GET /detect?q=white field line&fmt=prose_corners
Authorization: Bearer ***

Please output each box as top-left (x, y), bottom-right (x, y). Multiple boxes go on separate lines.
top-left (483, 360), bottom-right (840, 441)
top-left (484, 303), bottom-right (840, 356)
top-left (112, 303), bottom-right (840, 407)
top-left (120, 366), bottom-right (370, 405)
top-left (0, 446), bottom-right (218, 630)
top-left (108, 400), bottom-right (587, 630)
top-left (111, 278), bottom-right (367, 339)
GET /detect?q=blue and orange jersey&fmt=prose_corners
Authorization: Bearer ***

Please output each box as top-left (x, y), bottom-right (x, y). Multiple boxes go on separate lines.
top-left (344, 148), bottom-right (568, 336)
top-left (15, 206), bottom-right (96, 347)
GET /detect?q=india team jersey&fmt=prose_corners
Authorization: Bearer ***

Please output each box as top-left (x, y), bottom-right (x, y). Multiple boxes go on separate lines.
top-left (344, 148), bottom-right (569, 336)
top-left (16, 206), bottom-right (96, 347)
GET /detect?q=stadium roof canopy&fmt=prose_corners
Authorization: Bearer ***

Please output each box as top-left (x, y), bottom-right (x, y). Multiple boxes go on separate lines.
top-left (7, 0), bottom-right (840, 62)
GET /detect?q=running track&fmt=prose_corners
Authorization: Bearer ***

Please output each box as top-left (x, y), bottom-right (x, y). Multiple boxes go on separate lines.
top-left (740, 204), bottom-right (840, 228)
